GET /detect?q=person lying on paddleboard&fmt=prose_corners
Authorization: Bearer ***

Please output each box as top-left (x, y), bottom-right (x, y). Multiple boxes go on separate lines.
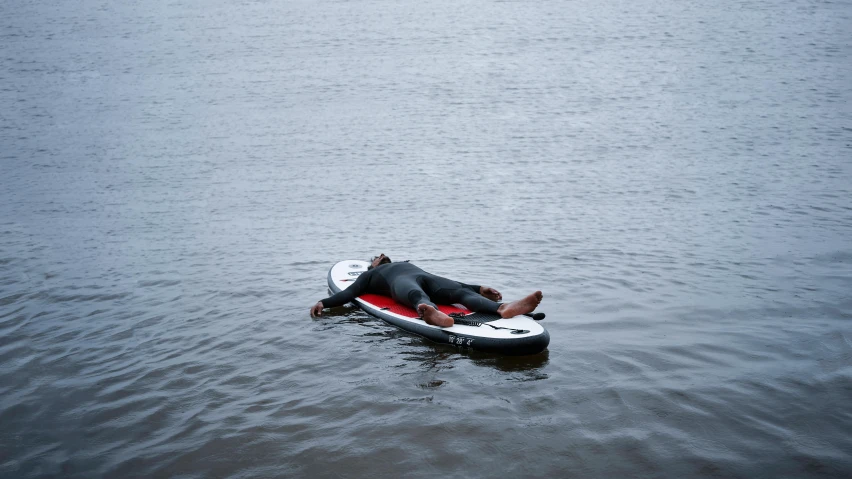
top-left (310, 254), bottom-right (543, 327)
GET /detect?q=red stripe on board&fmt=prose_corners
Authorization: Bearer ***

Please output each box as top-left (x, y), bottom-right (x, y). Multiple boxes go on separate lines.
top-left (358, 294), bottom-right (470, 318)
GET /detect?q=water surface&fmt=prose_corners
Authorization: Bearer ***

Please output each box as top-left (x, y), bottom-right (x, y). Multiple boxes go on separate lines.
top-left (1, 0), bottom-right (851, 477)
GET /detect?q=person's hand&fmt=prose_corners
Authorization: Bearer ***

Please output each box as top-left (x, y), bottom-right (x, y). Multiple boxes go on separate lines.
top-left (310, 301), bottom-right (324, 317)
top-left (480, 286), bottom-right (502, 301)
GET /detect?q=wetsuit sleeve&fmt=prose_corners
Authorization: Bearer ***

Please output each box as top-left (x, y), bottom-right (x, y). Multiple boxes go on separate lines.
top-left (320, 270), bottom-right (372, 308)
top-left (459, 282), bottom-right (481, 294)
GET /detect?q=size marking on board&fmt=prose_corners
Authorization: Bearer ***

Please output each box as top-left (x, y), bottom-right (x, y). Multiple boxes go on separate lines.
top-left (447, 335), bottom-right (473, 347)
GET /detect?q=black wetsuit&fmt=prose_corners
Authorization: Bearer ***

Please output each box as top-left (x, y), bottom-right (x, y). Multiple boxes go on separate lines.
top-left (321, 262), bottom-right (501, 314)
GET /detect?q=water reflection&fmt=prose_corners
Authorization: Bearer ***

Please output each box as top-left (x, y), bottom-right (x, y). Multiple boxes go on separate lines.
top-left (3, 0), bottom-right (850, 475)
top-left (317, 306), bottom-right (551, 375)
top-left (471, 351), bottom-right (550, 375)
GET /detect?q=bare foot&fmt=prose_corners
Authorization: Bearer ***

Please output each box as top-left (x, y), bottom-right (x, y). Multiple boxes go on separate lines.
top-left (497, 291), bottom-right (543, 318)
top-left (417, 304), bottom-right (454, 328)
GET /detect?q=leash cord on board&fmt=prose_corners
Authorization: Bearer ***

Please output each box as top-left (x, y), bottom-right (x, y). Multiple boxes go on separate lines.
top-left (448, 313), bottom-right (529, 334)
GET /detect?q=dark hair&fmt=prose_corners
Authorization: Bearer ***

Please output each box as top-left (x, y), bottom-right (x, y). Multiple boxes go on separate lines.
top-left (368, 255), bottom-right (391, 270)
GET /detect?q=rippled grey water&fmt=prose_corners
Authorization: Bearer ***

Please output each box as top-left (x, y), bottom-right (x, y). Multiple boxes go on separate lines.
top-left (2, 0), bottom-right (851, 477)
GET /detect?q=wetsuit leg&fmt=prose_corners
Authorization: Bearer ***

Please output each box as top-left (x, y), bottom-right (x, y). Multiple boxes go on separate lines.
top-left (389, 275), bottom-right (437, 310)
top-left (421, 274), bottom-right (502, 315)
top-left (453, 290), bottom-right (502, 315)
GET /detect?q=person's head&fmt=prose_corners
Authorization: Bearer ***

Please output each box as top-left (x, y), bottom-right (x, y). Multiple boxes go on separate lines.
top-left (368, 253), bottom-right (392, 270)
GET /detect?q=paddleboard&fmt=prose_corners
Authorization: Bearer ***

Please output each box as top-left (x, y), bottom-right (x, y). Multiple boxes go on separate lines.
top-left (327, 260), bottom-right (550, 355)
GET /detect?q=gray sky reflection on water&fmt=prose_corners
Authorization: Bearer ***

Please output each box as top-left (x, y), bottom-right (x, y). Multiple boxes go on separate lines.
top-left (1, 0), bottom-right (851, 477)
